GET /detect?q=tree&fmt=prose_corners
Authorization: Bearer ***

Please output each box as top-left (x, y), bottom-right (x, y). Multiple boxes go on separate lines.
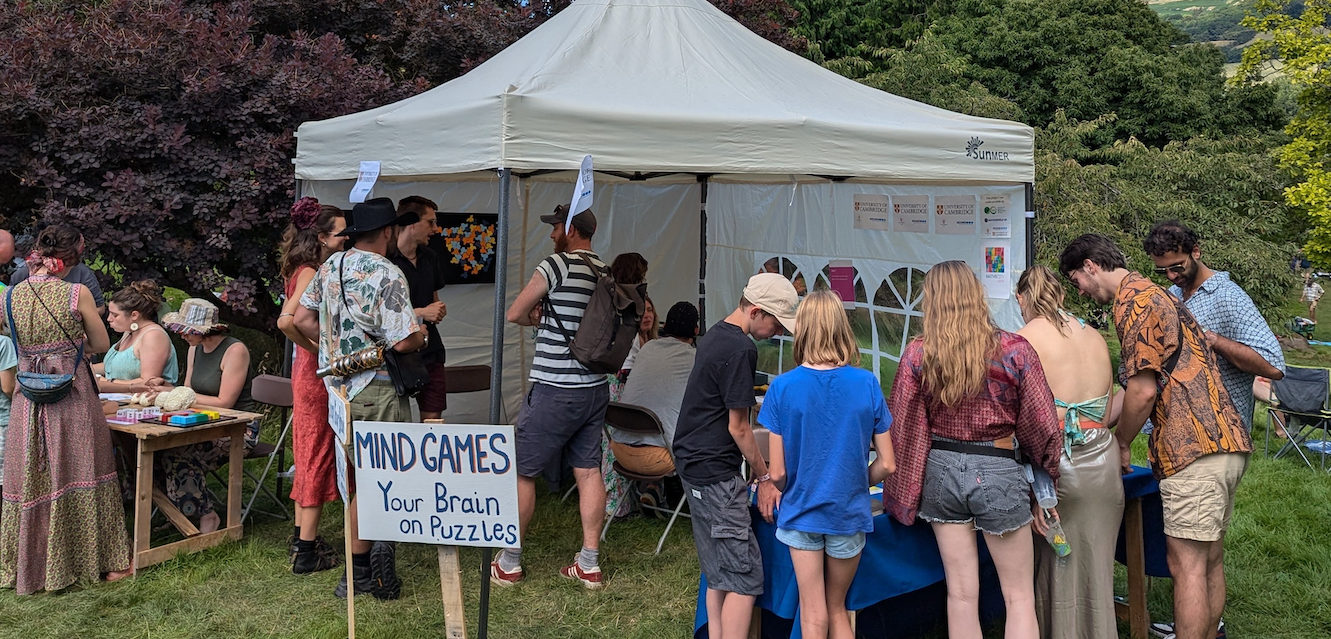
top-left (1238, 0), bottom-right (1331, 265)
top-left (0, 0), bottom-right (421, 328)
top-left (1033, 113), bottom-right (1299, 319)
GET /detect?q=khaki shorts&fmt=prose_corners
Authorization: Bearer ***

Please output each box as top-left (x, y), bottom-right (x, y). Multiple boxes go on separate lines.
top-left (1159, 452), bottom-right (1248, 542)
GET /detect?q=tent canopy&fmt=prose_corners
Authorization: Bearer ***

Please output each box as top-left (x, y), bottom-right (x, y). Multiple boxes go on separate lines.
top-left (294, 0), bottom-right (1034, 183)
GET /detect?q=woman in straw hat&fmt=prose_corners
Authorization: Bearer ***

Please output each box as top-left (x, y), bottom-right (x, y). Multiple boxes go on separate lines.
top-left (145, 298), bottom-right (256, 534)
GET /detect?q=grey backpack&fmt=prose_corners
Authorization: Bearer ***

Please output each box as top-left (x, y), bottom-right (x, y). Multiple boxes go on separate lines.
top-left (543, 253), bottom-right (647, 374)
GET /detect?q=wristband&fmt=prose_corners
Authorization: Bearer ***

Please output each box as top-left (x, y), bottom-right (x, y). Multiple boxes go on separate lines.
top-left (753, 473), bottom-right (771, 484)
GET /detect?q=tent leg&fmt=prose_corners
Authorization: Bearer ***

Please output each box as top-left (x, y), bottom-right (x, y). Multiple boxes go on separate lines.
top-left (698, 175), bottom-right (709, 328)
top-left (481, 167), bottom-right (511, 639)
top-left (1024, 181), bottom-right (1035, 268)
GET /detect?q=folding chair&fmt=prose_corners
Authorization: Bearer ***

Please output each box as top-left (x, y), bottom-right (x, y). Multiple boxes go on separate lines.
top-left (1266, 365), bottom-right (1331, 470)
top-left (208, 375), bottom-right (294, 523)
top-left (601, 401), bottom-right (690, 554)
top-left (443, 364), bottom-right (492, 396)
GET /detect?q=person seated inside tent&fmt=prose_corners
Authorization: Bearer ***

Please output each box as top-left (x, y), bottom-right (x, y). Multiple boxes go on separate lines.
top-left (143, 298), bottom-right (258, 533)
top-left (608, 301), bottom-right (699, 511)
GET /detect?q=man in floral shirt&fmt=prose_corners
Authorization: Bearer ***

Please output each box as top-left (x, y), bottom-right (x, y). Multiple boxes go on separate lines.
top-left (296, 197), bottom-right (424, 601)
top-left (1061, 234), bottom-right (1249, 639)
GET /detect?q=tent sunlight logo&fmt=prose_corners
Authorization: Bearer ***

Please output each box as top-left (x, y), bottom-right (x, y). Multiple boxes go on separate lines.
top-left (965, 137), bottom-right (1010, 162)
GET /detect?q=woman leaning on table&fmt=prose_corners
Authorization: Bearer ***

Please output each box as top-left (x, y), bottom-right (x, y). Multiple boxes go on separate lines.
top-left (883, 260), bottom-right (1063, 639)
top-left (276, 198), bottom-right (346, 574)
top-left (143, 298), bottom-right (257, 535)
top-left (1015, 265), bottom-right (1124, 639)
top-left (93, 279), bottom-right (180, 393)
top-left (0, 224), bottom-right (132, 594)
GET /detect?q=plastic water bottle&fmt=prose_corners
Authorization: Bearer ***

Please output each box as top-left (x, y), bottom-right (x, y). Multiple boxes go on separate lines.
top-left (1043, 509), bottom-right (1071, 560)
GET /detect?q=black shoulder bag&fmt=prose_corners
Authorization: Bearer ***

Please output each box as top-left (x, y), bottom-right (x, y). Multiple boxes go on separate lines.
top-left (338, 252), bottom-right (430, 397)
top-left (5, 283), bottom-right (90, 404)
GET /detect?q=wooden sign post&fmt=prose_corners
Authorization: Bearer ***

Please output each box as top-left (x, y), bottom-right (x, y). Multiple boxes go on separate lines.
top-left (329, 386), bottom-right (356, 639)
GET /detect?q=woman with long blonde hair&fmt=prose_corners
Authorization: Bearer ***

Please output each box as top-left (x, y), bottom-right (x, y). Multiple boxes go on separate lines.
top-left (1015, 265), bottom-right (1123, 639)
top-left (884, 261), bottom-right (1062, 639)
top-left (759, 291), bottom-right (895, 639)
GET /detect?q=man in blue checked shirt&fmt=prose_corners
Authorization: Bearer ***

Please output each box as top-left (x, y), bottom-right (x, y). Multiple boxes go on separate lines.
top-left (1145, 220), bottom-right (1285, 433)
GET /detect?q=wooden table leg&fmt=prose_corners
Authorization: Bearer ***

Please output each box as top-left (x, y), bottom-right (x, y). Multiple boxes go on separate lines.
top-left (152, 488), bottom-right (200, 537)
top-left (1124, 498), bottom-right (1149, 639)
top-left (133, 441), bottom-right (153, 575)
top-left (227, 423), bottom-right (244, 531)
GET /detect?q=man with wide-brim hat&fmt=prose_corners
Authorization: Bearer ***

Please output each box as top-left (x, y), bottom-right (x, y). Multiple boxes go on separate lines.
top-left (293, 196), bottom-right (425, 601)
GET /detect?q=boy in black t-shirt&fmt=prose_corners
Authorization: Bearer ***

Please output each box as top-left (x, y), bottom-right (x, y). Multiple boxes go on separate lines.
top-left (672, 273), bottom-right (798, 639)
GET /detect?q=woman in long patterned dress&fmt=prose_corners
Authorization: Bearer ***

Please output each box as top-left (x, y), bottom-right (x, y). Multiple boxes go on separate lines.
top-left (0, 225), bottom-right (131, 594)
top-left (277, 198), bottom-right (346, 574)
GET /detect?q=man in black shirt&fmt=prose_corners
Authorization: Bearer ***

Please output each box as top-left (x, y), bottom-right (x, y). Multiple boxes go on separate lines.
top-left (391, 196), bottom-right (449, 419)
top-left (672, 273), bottom-right (798, 639)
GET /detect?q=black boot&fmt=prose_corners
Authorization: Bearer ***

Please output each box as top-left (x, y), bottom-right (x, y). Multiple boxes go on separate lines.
top-left (368, 541), bottom-right (402, 600)
top-left (293, 536), bottom-right (341, 575)
top-left (334, 560), bottom-right (375, 599)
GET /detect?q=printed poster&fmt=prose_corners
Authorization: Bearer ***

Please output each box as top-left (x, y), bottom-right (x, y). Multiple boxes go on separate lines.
top-left (828, 260), bottom-right (855, 309)
top-left (981, 194), bottom-right (1012, 239)
top-left (983, 243), bottom-right (1011, 299)
top-left (852, 194), bottom-right (891, 231)
top-left (349, 160), bottom-right (381, 204)
top-left (935, 195), bottom-right (977, 235)
top-left (891, 195), bottom-right (929, 233)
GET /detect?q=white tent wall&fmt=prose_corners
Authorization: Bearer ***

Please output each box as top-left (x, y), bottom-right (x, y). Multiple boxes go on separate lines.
top-left (297, 174), bottom-right (701, 424)
top-left (705, 178), bottom-right (1027, 388)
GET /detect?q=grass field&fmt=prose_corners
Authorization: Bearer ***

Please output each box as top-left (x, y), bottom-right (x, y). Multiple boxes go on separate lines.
top-left (4, 288), bottom-right (1331, 638)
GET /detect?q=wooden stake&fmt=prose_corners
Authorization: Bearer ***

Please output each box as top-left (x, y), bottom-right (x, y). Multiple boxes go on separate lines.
top-left (438, 546), bottom-right (468, 639)
top-left (334, 386), bottom-right (356, 639)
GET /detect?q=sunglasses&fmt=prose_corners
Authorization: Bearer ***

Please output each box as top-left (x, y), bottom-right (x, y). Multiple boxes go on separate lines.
top-left (1153, 263), bottom-right (1188, 275)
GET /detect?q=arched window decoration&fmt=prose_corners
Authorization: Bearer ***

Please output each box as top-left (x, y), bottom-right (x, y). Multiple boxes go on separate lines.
top-left (754, 258), bottom-right (926, 394)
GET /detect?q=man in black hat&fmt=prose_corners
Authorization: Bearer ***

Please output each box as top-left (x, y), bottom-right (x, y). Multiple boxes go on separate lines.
top-left (294, 196), bottom-right (425, 600)
top-left (494, 204), bottom-right (609, 590)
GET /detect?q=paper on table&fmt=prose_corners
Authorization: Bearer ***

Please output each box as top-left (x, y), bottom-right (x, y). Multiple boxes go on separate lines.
top-left (348, 161), bottom-right (381, 204)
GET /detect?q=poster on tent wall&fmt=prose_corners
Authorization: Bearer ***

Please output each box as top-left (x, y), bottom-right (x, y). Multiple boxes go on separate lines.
top-left (428, 213), bottom-right (499, 285)
top-left (983, 243), bottom-right (1011, 299)
top-left (934, 195), bottom-right (977, 235)
top-left (892, 195), bottom-right (929, 233)
top-left (852, 194), bottom-right (891, 231)
top-left (982, 195), bottom-right (1012, 239)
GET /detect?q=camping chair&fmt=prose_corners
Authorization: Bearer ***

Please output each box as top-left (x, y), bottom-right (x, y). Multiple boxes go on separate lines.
top-left (1266, 365), bottom-right (1331, 470)
top-left (601, 401), bottom-right (690, 554)
top-left (444, 364), bottom-right (492, 396)
top-left (208, 375), bottom-right (294, 523)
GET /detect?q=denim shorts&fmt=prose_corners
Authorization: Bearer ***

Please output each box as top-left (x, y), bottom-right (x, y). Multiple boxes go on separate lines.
top-left (917, 448), bottom-right (1032, 536)
top-left (776, 528), bottom-right (866, 560)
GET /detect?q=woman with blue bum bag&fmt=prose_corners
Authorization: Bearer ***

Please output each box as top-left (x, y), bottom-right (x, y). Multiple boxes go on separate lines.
top-left (0, 225), bottom-right (132, 594)
top-left (760, 291), bottom-right (897, 639)
top-left (884, 261), bottom-right (1063, 639)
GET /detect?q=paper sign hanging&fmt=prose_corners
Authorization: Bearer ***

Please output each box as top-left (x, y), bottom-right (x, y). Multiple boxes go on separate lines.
top-left (349, 161), bottom-right (381, 204)
top-left (567, 155), bottom-right (594, 234)
top-left (935, 195), bottom-right (977, 235)
top-left (828, 260), bottom-right (856, 309)
top-left (891, 195), bottom-right (930, 233)
top-left (982, 194), bottom-right (1012, 239)
top-left (852, 194), bottom-right (891, 231)
top-left (982, 242), bottom-right (1011, 299)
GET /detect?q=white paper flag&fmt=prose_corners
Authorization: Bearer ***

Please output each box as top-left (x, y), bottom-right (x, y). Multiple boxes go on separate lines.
top-left (348, 161), bottom-right (381, 204)
top-left (567, 155), bottom-right (594, 233)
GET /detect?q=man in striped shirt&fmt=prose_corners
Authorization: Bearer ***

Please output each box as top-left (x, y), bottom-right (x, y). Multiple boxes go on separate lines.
top-left (494, 204), bottom-right (609, 589)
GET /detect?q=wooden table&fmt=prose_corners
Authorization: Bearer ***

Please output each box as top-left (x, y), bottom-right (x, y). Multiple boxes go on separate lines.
top-left (107, 405), bottom-right (263, 572)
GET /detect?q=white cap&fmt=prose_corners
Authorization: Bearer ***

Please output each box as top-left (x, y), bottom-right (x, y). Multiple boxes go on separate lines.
top-left (743, 273), bottom-right (799, 333)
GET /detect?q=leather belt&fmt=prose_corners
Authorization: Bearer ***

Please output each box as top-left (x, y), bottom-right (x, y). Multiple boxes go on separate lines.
top-left (931, 434), bottom-right (1021, 461)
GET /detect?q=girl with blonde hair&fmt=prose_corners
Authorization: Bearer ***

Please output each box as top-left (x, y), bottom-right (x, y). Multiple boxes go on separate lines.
top-left (1015, 264), bottom-right (1123, 639)
top-left (759, 290), bottom-right (896, 639)
top-left (884, 261), bottom-right (1063, 639)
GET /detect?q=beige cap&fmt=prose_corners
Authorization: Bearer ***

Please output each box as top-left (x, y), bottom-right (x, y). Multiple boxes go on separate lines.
top-left (743, 273), bottom-right (799, 333)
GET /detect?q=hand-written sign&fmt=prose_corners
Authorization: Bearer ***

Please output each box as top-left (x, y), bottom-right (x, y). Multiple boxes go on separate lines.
top-left (354, 421), bottom-right (521, 549)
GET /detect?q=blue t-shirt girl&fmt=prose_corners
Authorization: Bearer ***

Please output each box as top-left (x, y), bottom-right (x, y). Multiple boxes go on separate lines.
top-left (760, 365), bottom-right (892, 536)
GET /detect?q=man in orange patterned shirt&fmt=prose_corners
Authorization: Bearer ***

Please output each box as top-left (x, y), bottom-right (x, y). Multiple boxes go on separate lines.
top-left (1060, 234), bottom-right (1249, 639)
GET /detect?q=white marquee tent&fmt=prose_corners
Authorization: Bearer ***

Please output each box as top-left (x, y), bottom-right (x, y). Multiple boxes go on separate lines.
top-left (293, 0), bottom-right (1036, 424)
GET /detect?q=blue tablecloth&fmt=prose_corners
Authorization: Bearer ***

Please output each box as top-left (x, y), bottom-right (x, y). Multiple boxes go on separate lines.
top-left (693, 465), bottom-right (1167, 639)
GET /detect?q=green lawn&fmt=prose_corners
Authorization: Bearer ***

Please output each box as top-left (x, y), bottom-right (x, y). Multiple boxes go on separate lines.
top-left (5, 289), bottom-right (1331, 638)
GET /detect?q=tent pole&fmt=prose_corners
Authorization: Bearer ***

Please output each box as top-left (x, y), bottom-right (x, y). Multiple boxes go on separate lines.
top-left (1024, 182), bottom-right (1035, 269)
top-left (698, 175), bottom-right (709, 329)
top-left (480, 167), bottom-right (510, 639)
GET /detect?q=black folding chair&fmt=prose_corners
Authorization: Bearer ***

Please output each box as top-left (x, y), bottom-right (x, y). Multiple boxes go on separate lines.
top-left (1266, 365), bottom-right (1331, 470)
top-left (602, 401), bottom-right (690, 554)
